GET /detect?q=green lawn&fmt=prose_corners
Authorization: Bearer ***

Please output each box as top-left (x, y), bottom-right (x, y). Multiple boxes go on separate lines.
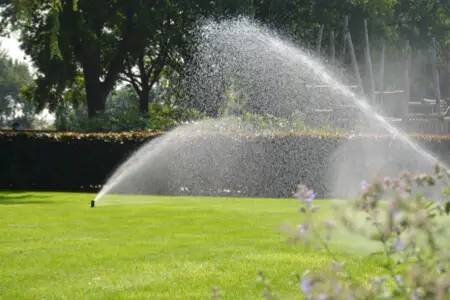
top-left (0, 192), bottom-right (384, 299)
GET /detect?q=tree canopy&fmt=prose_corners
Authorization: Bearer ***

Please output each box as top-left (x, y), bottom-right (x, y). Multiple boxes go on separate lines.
top-left (1, 0), bottom-right (450, 121)
top-left (0, 49), bottom-right (39, 128)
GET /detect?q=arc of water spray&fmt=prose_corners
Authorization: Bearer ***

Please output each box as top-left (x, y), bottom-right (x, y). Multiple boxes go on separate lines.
top-left (91, 18), bottom-right (449, 207)
top-left (277, 32), bottom-right (444, 170)
top-left (92, 133), bottom-right (174, 206)
top-left (213, 18), bottom-right (450, 181)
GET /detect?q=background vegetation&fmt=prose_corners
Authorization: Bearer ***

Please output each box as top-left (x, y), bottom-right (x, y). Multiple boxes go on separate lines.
top-left (0, 0), bottom-right (449, 132)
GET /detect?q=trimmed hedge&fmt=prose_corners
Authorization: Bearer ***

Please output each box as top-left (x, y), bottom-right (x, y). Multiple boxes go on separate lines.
top-left (1, 130), bottom-right (450, 198)
top-left (0, 131), bottom-right (162, 193)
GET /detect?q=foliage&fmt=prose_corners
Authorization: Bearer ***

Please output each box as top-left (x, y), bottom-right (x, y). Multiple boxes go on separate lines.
top-left (0, 130), bottom-right (162, 143)
top-left (0, 0), bottom-right (226, 118)
top-left (53, 102), bottom-right (205, 132)
top-left (5, 129), bottom-right (450, 142)
top-left (393, 1), bottom-right (450, 48)
top-left (3, 0), bottom-right (450, 120)
top-left (0, 50), bottom-right (51, 129)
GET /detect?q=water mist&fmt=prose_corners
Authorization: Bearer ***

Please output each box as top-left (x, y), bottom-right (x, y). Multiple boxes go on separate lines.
top-left (94, 18), bottom-right (445, 205)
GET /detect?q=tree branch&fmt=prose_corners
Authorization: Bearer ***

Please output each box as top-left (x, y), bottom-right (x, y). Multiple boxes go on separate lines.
top-left (122, 59), bottom-right (142, 92)
top-left (144, 56), bottom-right (156, 82)
top-left (119, 74), bottom-right (141, 94)
top-left (137, 48), bottom-right (152, 90)
top-left (147, 50), bottom-right (168, 90)
top-left (145, 28), bottom-right (172, 87)
top-left (102, 7), bottom-right (139, 92)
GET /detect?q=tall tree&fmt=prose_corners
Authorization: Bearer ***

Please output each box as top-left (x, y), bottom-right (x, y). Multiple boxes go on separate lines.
top-left (0, 50), bottom-right (34, 127)
top-left (1, 0), bottom-right (229, 118)
top-left (0, 0), bottom-right (145, 117)
top-left (120, 3), bottom-right (182, 115)
top-left (0, 0), bottom-right (215, 118)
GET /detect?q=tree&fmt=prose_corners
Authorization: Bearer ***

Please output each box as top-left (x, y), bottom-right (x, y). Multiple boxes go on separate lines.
top-left (120, 3), bottom-right (181, 116)
top-left (0, 0), bottom-right (229, 119)
top-left (4, 0), bottom-right (449, 121)
top-left (0, 0), bottom-right (138, 117)
top-left (119, 0), bottom-right (246, 116)
top-left (0, 50), bottom-right (34, 128)
top-left (0, 1), bottom-right (167, 118)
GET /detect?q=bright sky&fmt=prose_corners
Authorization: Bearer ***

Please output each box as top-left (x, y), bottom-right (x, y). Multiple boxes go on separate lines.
top-left (0, 33), bottom-right (55, 126)
top-left (0, 32), bottom-right (31, 65)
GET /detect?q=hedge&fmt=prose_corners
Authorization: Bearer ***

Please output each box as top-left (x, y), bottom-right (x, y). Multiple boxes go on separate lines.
top-left (1, 131), bottom-right (450, 198)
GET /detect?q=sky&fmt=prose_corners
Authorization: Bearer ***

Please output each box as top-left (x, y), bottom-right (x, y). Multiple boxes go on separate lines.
top-left (0, 33), bottom-right (55, 126)
top-left (0, 32), bottom-right (31, 65)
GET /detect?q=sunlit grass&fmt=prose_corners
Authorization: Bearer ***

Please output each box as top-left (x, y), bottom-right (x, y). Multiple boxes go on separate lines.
top-left (0, 191), bottom-right (384, 299)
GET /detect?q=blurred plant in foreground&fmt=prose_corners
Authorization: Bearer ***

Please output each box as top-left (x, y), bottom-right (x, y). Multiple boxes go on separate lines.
top-left (290, 164), bottom-right (450, 299)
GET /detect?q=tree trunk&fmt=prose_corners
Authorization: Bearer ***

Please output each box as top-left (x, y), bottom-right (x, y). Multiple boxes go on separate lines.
top-left (138, 85), bottom-right (150, 116)
top-left (82, 54), bottom-right (108, 118)
top-left (83, 62), bottom-right (108, 118)
top-left (85, 79), bottom-right (107, 118)
top-left (72, 10), bottom-right (138, 119)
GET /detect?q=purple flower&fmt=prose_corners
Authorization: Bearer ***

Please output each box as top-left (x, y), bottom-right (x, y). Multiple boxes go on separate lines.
top-left (395, 238), bottom-right (404, 251)
top-left (305, 190), bottom-right (316, 207)
top-left (300, 279), bottom-right (312, 295)
top-left (297, 224), bottom-right (307, 233)
top-left (294, 189), bottom-right (316, 207)
top-left (395, 275), bottom-right (402, 283)
top-left (392, 211), bottom-right (401, 219)
top-left (412, 290), bottom-right (418, 300)
top-left (374, 277), bottom-right (386, 285)
top-left (361, 180), bottom-right (368, 190)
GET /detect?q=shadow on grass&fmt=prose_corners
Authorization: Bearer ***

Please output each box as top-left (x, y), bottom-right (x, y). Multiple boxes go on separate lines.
top-left (0, 193), bottom-right (54, 205)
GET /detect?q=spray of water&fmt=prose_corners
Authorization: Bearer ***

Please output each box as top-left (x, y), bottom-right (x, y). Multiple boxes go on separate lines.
top-left (95, 18), bottom-right (446, 204)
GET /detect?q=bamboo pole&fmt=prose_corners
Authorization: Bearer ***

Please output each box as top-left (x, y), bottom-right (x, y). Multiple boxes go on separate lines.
top-left (316, 25), bottom-right (324, 56)
top-left (329, 29), bottom-right (335, 67)
top-left (431, 38), bottom-right (441, 117)
top-left (339, 16), bottom-right (349, 64)
top-left (403, 40), bottom-right (411, 122)
top-left (431, 38), bottom-right (442, 133)
top-left (346, 32), bottom-right (363, 93)
top-left (364, 20), bottom-right (375, 105)
top-left (379, 43), bottom-right (385, 106)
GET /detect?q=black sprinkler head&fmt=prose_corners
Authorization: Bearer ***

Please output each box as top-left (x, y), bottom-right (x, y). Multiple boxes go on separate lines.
top-left (90, 200), bottom-right (95, 208)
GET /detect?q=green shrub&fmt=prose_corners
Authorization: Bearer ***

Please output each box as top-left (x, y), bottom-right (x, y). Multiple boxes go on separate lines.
top-left (54, 103), bottom-right (206, 132)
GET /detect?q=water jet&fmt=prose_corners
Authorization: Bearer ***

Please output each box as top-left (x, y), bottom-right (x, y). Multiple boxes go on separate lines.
top-left (93, 18), bottom-right (448, 203)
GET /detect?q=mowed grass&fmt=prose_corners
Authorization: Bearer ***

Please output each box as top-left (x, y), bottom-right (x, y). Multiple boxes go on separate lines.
top-left (0, 192), bottom-right (384, 299)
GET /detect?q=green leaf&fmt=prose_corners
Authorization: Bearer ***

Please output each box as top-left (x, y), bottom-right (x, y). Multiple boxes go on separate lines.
top-left (369, 232), bottom-right (385, 242)
top-left (445, 201), bottom-right (450, 215)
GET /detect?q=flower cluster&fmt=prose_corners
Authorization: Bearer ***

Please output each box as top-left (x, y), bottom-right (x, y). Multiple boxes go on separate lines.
top-left (294, 184), bottom-right (316, 208)
top-left (289, 163), bottom-right (450, 299)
